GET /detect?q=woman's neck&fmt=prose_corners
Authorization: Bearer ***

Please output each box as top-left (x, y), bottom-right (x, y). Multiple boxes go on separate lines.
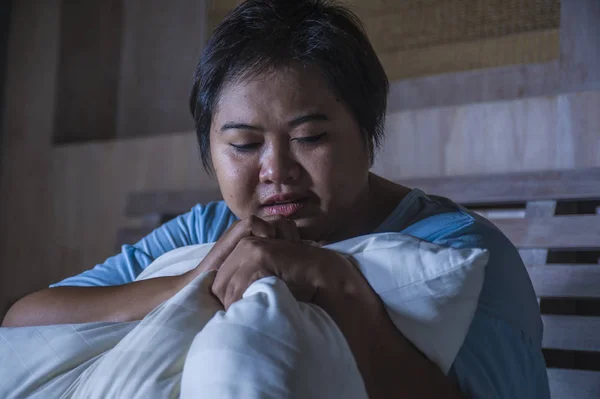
top-left (364, 173), bottom-right (412, 231)
top-left (324, 173), bottom-right (411, 244)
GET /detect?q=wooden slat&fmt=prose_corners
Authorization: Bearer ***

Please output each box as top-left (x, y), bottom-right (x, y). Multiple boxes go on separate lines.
top-left (542, 315), bottom-right (600, 352)
top-left (474, 208), bottom-right (526, 219)
top-left (387, 60), bottom-right (561, 112)
top-left (547, 369), bottom-right (600, 399)
top-left (519, 249), bottom-right (550, 267)
top-left (519, 249), bottom-right (545, 267)
top-left (522, 200), bottom-right (557, 264)
top-left (402, 168), bottom-right (600, 204)
top-left (125, 188), bottom-right (222, 217)
top-left (125, 168), bottom-right (600, 217)
top-left (494, 215), bottom-right (600, 249)
top-left (527, 265), bottom-right (600, 298)
top-left (526, 200), bottom-right (557, 218)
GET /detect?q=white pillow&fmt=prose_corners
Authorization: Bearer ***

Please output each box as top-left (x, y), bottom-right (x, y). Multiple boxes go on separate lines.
top-left (138, 232), bottom-right (488, 375)
top-left (0, 233), bottom-right (487, 399)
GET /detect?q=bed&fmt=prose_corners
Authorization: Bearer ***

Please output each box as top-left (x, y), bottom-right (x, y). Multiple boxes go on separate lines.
top-left (119, 167), bottom-right (600, 399)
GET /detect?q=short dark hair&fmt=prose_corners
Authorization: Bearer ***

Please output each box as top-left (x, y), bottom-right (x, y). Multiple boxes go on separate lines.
top-left (189, 0), bottom-right (389, 172)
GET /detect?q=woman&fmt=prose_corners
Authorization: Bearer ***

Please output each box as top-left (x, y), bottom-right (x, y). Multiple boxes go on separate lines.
top-left (3, 1), bottom-right (549, 397)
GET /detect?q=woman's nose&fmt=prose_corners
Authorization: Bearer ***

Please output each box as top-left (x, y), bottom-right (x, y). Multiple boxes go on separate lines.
top-left (259, 146), bottom-right (300, 184)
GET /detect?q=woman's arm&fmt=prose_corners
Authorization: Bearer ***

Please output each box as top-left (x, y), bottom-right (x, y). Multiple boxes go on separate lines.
top-left (2, 271), bottom-right (199, 327)
top-left (2, 203), bottom-right (232, 327)
top-left (2, 215), bottom-right (293, 327)
top-left (318, 280), bottom-right (463, 399)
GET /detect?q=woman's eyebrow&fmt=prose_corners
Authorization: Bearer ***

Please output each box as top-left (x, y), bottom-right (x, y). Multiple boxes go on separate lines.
top-left (220, 122), bottom-right (263, 132)
top-left (288, 113), bottom-right (329, 128)
top-left (220, 113), bottom-right (329, 132)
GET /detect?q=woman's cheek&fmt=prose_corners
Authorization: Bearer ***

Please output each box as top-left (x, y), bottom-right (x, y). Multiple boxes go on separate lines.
top-left (227, 158), bottom-right (258, 194)
top-left (214, 151), bottom-right (252, 195)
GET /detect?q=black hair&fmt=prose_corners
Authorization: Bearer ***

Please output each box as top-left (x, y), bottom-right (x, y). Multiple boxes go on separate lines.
top-left (189, 0), bottom-right (389, 172)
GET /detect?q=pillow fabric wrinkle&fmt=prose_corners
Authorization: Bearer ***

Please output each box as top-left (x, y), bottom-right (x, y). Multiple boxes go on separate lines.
top-left (355, 241), bottom-right (487, 296)
top-left (206, 317), bottom-right (303, 356)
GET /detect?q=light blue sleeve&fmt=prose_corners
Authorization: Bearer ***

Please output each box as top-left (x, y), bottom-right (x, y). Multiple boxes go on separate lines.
top-left (402, 211), bottom-right (550, 398)
top-left (448, 310), bottom-right (550, 398)
top-left (50, 201), bottom-right (237, 287)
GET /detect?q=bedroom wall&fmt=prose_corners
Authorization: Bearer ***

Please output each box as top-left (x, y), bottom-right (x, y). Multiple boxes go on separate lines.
top-left (1, 0), bottom-right (599, 317)
top-left (0, 0), bottom-right (213, 316)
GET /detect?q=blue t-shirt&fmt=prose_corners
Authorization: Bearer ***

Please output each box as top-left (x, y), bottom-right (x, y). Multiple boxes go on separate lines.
top-left (52, 189), bottom-right (550, 398)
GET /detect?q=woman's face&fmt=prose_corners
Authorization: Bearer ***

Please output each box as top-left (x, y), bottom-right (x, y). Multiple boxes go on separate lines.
top-left (210, 66), bottom-right (372, 242)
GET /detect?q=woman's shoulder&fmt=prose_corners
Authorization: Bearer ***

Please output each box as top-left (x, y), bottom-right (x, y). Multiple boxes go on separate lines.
top-left (377, 187), bottom-right (515, 247)
top-left (375, 188), bottom-right (476, 239)
top-left (390, 191), bottom-right (542, 342)
top-left (186, 200), bottom-right (238, 243)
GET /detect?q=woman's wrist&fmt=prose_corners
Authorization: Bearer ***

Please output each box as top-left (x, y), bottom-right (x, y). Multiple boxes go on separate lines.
top-left (313, 252), bottom-right (391, 354)
top-left (173, 268), bottom-right (203, 292)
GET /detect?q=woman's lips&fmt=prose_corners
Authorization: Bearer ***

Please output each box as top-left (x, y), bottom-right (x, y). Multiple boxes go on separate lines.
top-left (262, 200), bottom-right (306, 217)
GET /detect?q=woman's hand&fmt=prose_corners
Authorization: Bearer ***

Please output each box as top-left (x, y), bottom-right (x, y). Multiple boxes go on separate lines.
top-left (210, 234), bottom-right (376, 311)
top-left (190, 215), bottom-right (300, 279)
top-left (208, 224), bottom-right (462, 399)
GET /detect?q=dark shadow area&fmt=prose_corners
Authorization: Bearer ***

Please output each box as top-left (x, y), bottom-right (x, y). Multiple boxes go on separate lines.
top-left (0, 1), bottom-right (13, 170)
top-left (544, 349), bottom-right (600, 371)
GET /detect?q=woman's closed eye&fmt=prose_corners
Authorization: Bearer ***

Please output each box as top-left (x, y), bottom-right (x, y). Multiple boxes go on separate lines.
top-left (230, 132), bottom-right (328, 152)
top-left (292, 132), bottom-right (328, 145)
top-left (230, 142), bottom-right (261, 151)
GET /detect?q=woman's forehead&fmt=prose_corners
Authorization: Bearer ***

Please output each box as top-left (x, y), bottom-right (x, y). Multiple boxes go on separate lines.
top-left (215, 66), bottom-right (341, 120)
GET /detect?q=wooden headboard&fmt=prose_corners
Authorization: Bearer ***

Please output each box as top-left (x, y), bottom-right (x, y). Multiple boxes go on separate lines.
top-left (120, 167), bottom-right (600, 399)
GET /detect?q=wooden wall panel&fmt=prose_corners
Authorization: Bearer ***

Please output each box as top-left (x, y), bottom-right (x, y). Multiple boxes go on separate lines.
top-left (54, 0), bottom-right (123, 144)
top-left (372, 91), bottom-right (600, 179)
top-left (0, 0), bottom-right (61, 316)
top-left (358, 0), bottom-right (560, 53)
top-left (0, 0), bottom-right (212, 318)
top-left (559, 0), bottom-right (600, 92)
top-left (116, 0), bottom-right (207, 138)
top-left (389, 0), bottom-right (600, 110)
top-left (49, 133), bottom-right (213, 284)
top-left (380, 29), bottom-right (558, 81)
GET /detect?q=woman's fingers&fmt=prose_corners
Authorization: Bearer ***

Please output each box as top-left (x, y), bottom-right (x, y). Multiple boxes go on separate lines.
top-left (262, 215), bottom-right (300, 242)
top-left (212, 238), bottom-right (322, 310)
top-left (246, 215), bottom-right (278, 239)
top-left (197, 215), bottom-right (299, 276)
top-left (197, 216), bottom-right (274, 273)
top-left (211, 237), bottom-right (261, 308)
